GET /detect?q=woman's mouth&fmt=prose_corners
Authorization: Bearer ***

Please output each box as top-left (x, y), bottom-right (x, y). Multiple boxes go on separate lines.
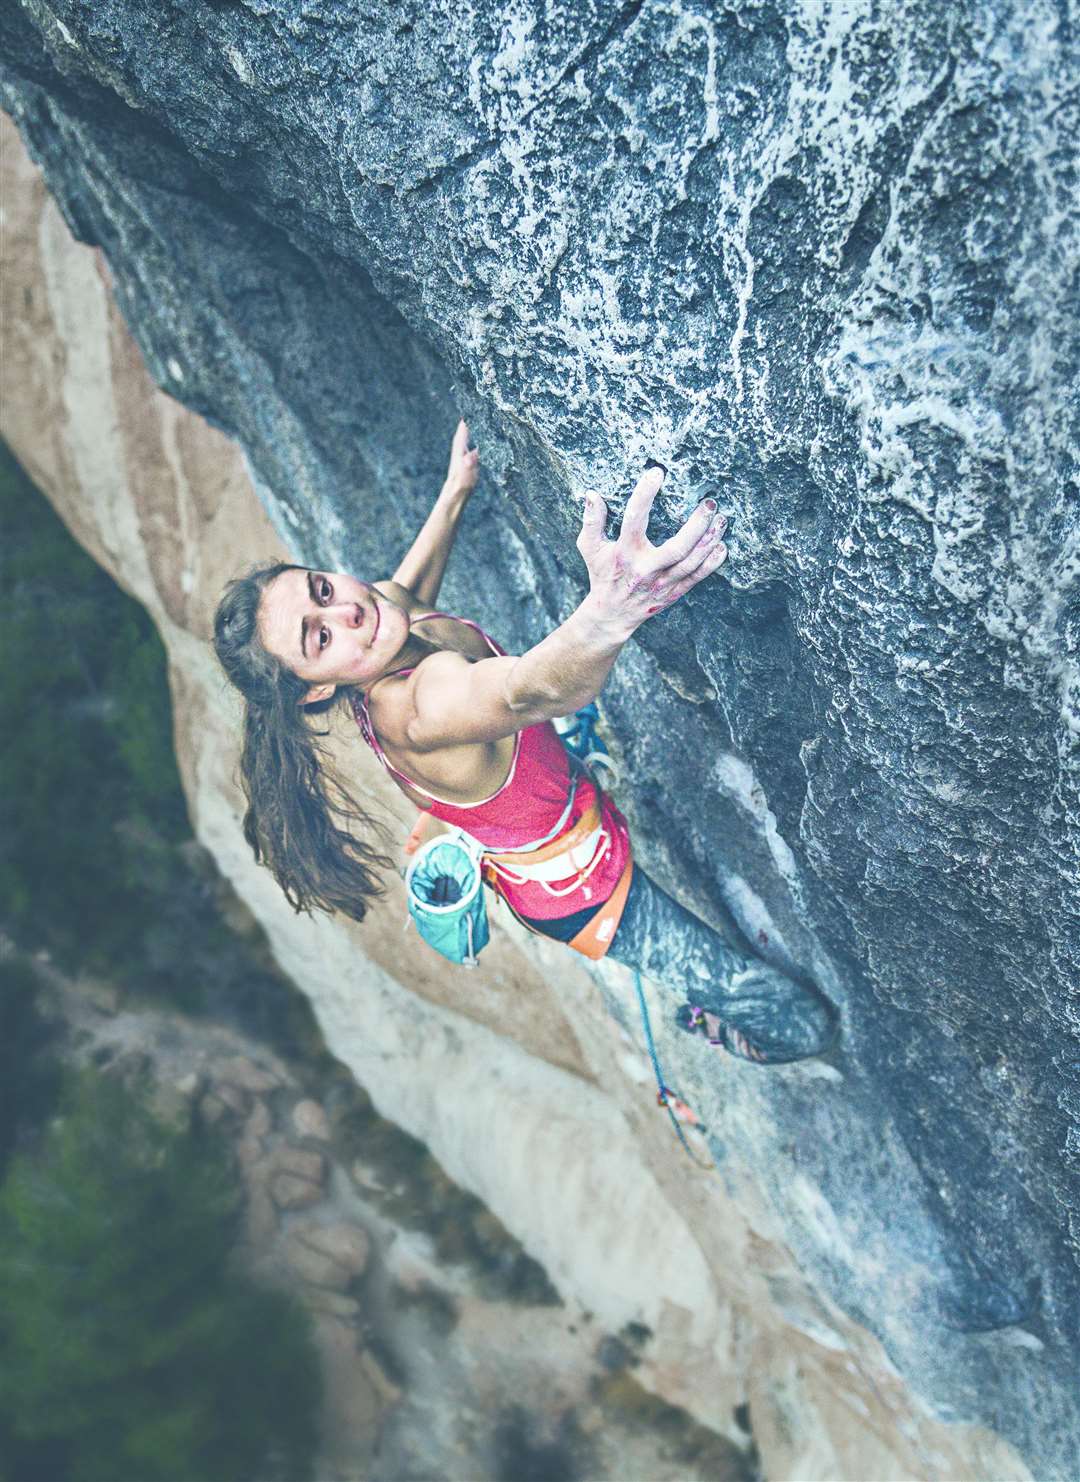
top-left (369, 593), bottom-right (380, 644)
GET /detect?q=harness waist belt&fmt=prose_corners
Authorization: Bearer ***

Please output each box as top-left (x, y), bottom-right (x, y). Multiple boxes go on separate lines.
top-left (487, 824), bottom-right (605, 883)
top-left (484, 798), bottom-right (602, 872)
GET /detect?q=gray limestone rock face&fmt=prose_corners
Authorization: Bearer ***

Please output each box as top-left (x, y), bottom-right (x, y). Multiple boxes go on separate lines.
top-left (2, 1), bottom-right (1077, 1472)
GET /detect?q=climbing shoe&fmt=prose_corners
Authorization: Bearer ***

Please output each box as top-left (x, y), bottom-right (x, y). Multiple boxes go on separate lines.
top-left (677, 963), bottom-right (838, 1066)
top-left (676, 1003), bottom-right (772, 1064)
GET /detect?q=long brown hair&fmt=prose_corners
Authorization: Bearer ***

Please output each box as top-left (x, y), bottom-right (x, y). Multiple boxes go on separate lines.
top-left (213, 561), bottom-right (393, 921)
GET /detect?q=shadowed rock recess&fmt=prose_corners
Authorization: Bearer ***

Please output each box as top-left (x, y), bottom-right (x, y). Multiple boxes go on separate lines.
top-left (2, 0), bottom-right (1077, 1472)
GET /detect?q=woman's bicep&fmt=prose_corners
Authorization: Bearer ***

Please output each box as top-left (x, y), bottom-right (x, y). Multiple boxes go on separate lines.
top-left (406, 652), bottom-right (551, 747)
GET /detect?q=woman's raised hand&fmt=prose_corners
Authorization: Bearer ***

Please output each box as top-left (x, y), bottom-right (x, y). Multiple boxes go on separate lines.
top-left (444, 418), bottom-right (480, 499)
top-left (576, 466), bottom-right (728, 636)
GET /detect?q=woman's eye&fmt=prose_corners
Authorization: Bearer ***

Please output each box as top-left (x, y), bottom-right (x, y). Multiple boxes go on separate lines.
top-left (319, 625), bottom-right (329, 650)
top-left (318, 577), bottom-right (332, 602)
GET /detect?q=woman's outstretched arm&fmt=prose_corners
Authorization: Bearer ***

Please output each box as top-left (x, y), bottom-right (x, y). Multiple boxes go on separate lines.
top-left (391, 419), bottom-right (479, 605)
top-left (402, 466), bottom-right (728, 748)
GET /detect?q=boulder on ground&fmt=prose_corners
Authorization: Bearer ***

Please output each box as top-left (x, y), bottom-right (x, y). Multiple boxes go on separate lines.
top-left (290, 1219), bottom-right (371, 1277)
top-left (271, 1172), bottom-right (323, 1212)
top-left (291, 1098), bottom-right (331, 1142)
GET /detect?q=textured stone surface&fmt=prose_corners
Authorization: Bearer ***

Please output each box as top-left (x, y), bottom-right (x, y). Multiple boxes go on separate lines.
top-left (290, 1219), bottom-right (371, 1276)
top-left (272, 1144), bottom-right (328, 1184)
top-left (271, 1170), bottom-right (324, 1210)
top-left (2, 116), bottom-right (1041, 1478)
top-left (2, 3), bottom-right (1077, 1472)
top-left (282, 1232), bottom-right (355, 1290)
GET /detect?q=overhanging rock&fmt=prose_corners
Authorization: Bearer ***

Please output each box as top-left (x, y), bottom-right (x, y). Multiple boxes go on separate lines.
top-left (3, 2), bottom-right (1077, 1473)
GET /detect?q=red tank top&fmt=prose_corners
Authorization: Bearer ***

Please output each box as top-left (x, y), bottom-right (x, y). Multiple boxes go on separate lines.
top-left (350, 612), bottom-right (631, 922)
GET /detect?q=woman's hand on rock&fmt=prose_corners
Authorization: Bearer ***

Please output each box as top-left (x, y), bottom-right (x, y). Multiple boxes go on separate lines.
top-left (444, 418), bottom-right (480, 499)
top-left (576, 466), bottom-right (728, 636)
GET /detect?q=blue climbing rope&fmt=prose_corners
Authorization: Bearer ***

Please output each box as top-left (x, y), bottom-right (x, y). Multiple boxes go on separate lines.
top-left (563, 710), bottom-right (705, 1166)
top-left (632, 968), bottom-right (712, 1168)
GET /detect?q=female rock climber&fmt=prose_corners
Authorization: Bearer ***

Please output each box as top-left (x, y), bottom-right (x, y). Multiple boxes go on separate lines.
top-left (213, 420), bottom-right (837, 1064)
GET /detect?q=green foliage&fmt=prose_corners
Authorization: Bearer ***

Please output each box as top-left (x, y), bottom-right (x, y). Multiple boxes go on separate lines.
top-left (0, 441), bottom-right (190, 972)
top-left (0, 1065), bottom-right (322, 1482)
top-left (0, 449), bottom-right (329, 1480)
top-left (0, 443), bottom-right (329, 1050)
top-left (0, 955), bottom-right (63, 1181)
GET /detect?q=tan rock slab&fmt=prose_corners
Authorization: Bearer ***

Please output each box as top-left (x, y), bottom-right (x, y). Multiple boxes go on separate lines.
top-left (291, 1220), bottom-right (371, 1277)
top-left (235, 1133), bottom-right (266, 1175)
top-left (283, 1235), bottom-right (353, 1291)
top-left (212, 1080), bottom-right (249, 1116)
top-left (244, 1185), bottom-right (280, 1248)
top-left (273, 1144), bottom-right (327, 1184)
top-left (358, 1348), bottom-right (404, 1409)
top-left (244, 1098), bottom-right (273, 1140)
top-left (301, 1289), bottom-right (361, 1323)
top-left (291, 1098), bottom-right (332, 1141)
top-left (215, 1054), bottom-right (281, 1093)
top-left (271, 1172), bottom-right (323, 1211)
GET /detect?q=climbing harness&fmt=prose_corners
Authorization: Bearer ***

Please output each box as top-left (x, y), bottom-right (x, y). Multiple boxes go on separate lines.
top-left (402, 710), bottom-right (633, 967)
top-left (483, 784), bottom-right (612, 897)
top-left (632, 968), bottom-right (713, 1168)
top-left (402, 699), bottom-right (714, 1162)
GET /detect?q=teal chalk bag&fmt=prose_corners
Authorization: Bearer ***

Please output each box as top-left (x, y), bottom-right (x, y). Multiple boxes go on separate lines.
top-left (404, 831), bottom-right (490, 968)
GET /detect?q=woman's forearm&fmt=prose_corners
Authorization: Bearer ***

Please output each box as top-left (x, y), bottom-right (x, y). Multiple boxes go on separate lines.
top-left (503, 594), bottom-right (632, 718)
top-left (392, 482), bottom-right (468, 606)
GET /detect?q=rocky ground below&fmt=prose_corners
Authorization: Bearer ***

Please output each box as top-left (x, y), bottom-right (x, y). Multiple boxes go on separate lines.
top-left (25, 906), bottom-right (754, 1482)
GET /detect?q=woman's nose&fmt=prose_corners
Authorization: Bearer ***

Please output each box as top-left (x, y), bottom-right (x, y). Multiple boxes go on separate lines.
top-left (332, 601), bottom-right (362, 627)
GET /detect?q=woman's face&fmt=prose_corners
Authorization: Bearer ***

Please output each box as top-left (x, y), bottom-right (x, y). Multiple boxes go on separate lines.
top-left (257, 567), bottom-right (410, 704)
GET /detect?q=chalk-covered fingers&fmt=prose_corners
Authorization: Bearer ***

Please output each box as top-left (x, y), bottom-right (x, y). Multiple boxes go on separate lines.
top-left (574, 465), bottom-right (729, 637)
top-left (652, 498), bottom-right (725, 570)
top-left (637, 515), bottom-right (726, 613)
top-left (620, 464), bottom-right (666, 543)
top-left (576, 488), bottom-right (610, 562)
top-left (445, 417), bottom-right (479, 496)
top-left (451, 418), bottom-right (470, 458)
top-left (664, 529), bottom-right (728, 602)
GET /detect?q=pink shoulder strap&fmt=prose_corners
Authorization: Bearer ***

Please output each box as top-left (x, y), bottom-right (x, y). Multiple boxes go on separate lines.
top-left (410, 611), bottom-right (505, 657)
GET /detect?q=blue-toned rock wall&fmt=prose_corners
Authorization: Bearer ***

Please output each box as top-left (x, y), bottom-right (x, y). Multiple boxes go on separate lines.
top-left (3, 1), bottom-right (1077, 1470)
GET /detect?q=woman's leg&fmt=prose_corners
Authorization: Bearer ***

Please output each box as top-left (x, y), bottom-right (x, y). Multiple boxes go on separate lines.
top-left (606, 864), bottom-right (838, 1064)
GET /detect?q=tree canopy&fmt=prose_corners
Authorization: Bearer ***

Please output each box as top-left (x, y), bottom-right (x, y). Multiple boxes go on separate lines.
top-left (0, 1064), bottom-right (322, 1482)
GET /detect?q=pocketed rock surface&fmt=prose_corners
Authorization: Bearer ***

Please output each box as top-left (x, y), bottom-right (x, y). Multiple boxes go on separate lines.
top-left (2, 3), bottom-right (1077, 1471)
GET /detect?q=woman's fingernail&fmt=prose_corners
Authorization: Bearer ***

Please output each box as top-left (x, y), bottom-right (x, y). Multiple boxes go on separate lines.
top-left (704, 498), bottom-right (717, 511)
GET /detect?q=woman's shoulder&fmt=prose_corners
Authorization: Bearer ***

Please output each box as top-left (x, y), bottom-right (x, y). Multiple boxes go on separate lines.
top-left (371, 578), bottom-right (425, 612)
top-left (365, 648), bottom-right (477, 737)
